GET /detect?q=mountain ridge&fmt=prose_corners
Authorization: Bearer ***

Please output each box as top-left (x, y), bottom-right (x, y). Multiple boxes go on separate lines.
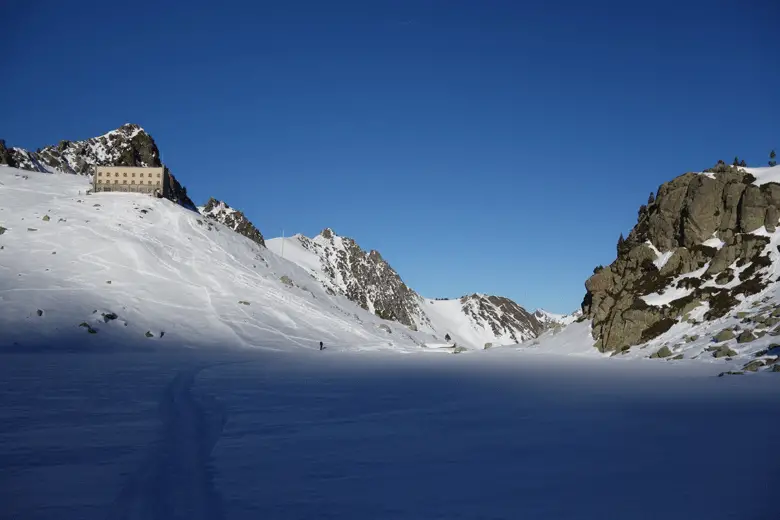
top-left (267, 230), bottom-right (552, 348)
top-left (0, 124), bottom-right (197, 211)
top-left (1, 124), bottom-right (574, 349)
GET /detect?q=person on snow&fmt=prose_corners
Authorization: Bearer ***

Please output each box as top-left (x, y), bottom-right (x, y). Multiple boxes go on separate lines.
top-left (319, 341), bottom-right (324, 351)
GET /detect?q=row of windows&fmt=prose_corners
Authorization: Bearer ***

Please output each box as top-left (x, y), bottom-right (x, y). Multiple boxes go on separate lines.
top-left (97, 171), bottom-right (162, 178)
top-left (97, 179), bottom-right (161, 185)
top-left (97, 187), bottom-right (160, 193)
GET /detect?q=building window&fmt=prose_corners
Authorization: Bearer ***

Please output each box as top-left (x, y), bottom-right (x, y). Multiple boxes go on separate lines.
top-left (157, 173), bottom-right (161, 177)
top-left (114, 179), bottom-right (118, 184)
top-left (98, 172), bottom-right (102, 176)
top-left (123, 180), bottom-right (127, 184)
top-left (132, 172), bottom-right (136, 177)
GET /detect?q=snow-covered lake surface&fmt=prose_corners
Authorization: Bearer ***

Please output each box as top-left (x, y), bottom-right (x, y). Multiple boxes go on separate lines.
top-left (2, 348), bottom-right (777, 520)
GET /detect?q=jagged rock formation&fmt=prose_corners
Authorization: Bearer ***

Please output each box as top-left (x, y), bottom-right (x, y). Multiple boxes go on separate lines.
top-left (460, 294), bottom-right (545, 342)
top-left (1, 124), bottom-right (196, 211)
top-left (582, 162), bottom-right (779, 352)
top-left (290, 229), bottom-right (424, 328)
top-left (200, 198), bottom-right (265, 246)
top-left (0, 140), bottom-right (17, 168)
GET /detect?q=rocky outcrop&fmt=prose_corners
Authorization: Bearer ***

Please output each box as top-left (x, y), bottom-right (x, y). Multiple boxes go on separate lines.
top-left (582, 162), bottom-right (778, 352)
top-left (6, 124), bottom-right (159, 174)
top-left (0, 140), bottom-right (17, 168)
top-left (309, 228), bottom-right (423, 328)
top-left (2, 124), bottom-right (197, 210)
top-left (200, 198), bottom-right (265, 246)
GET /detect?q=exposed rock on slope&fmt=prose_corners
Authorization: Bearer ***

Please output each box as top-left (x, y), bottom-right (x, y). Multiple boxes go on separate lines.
top-left (267, 230), bottom-right (549, 346)
top-left (582, 163), bottom-right (780, 352)
top-left (0, 140), bottom-right (17, 168)
top-left (1, 124), bottom-right (197, 211)
top-left (283, 229), bottom-right (424, 328)
top-left (200, 198), bottom-right (265, 246)
top-left (459, 294), bottom-right (545, 342)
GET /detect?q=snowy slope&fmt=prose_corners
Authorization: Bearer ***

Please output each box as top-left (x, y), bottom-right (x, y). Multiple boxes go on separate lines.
top-left (268, 233), bottom-right (547, 348)
top-left (0, 166), bottom-right (430, 353)
top-left (421, 295), bottom-right (543, 347)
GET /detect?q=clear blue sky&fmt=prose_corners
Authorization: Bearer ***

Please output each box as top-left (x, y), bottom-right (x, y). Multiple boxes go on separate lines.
top-left (3, 1), bottom-right (779, 314)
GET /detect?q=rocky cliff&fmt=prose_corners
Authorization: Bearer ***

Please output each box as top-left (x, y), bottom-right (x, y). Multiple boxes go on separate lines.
top-left (200, 198), bottom-right (265, 247)
top-left (282, 229), bottom-right (425, 328)
top-left (582, 162), bottom-right (780, 352)
top-left (1, 124), bottom-right (197, 211)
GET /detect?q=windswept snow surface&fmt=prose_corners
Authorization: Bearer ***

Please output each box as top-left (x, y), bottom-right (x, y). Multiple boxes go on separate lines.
top-left (1, 350), bottom-right (778, 520)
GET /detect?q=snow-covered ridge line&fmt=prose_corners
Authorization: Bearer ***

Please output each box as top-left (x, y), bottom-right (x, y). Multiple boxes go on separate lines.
top-left (268, 230), bottom-right (557, 348)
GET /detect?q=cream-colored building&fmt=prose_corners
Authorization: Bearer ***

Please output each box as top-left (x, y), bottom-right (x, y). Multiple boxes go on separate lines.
top-left (93, 166), bottom-right (168, 197)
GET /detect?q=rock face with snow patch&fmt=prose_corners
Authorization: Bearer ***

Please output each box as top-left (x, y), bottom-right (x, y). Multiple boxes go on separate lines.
top-left (582, 162), bottom-right (780, 352)
top-left (293, 229), bottom-right (423, 328)
top-left (200, 198), bottom-right (265, 246)
top-left (1, 124), bottom-right (197, 211)
top-left (459, 294), bottom-right (545, 342)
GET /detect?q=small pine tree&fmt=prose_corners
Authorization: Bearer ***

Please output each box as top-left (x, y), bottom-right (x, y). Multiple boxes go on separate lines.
top-left (771, 150), bottom-right (777, 167)
top-left (733, 156), bottom-right (740, 166)
top-left (717, 159), bottom-right (725, 165)
top-left (648, 192), bottom-right (655, 204)
top-left (740, 159), bottom-right (747, 167)
top-left (444, 333), bottom-right (451, 342)
top-left (617, 233), bottom-right (625, 256)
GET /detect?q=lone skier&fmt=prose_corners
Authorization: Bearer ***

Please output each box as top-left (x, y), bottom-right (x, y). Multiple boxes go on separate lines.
top-left (319, 341), bottom-right (324, 351)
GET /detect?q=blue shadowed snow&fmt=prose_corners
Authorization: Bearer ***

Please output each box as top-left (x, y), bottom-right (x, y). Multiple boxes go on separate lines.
top-left (1, 349), bottom-right (777, 519)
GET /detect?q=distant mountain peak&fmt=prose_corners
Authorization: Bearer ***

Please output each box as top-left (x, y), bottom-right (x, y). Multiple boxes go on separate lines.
top-left (267, 233), bottom-right (546, 347)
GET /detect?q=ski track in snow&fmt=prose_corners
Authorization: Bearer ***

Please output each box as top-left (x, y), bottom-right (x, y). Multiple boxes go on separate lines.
top-left (107, 362), bottom-right (239, 520)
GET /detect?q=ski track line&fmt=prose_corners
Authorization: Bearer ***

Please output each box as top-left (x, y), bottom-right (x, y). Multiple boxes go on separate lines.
top-left (105, 362), bottom-right (247, 520)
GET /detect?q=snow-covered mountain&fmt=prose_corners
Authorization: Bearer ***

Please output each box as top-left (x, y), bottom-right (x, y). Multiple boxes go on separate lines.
top-left (267, 230), bottom-right (548, 348)
top-left (2, 123), bottom-right (157, 174)
top-left (0, 166), bottom-right (429, 353)
top-left (266, 230), bottom-right (428, 329)
top-left (422, 294), bottom-right (546, 347)
top-left (0, 123), bottom-right (196, 210)
top-left (533, 308), bottom-right (581, 328)
top-left (2, 125), bottom-right (550, 350)
top-left (199, 198), bottom-right (265, 246)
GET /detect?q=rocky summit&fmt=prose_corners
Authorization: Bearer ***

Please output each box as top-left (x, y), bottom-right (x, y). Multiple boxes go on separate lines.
top-left (4, 124), bottom-right (159, 174)
top-left (1, 124), bottom-right (196, 211)
top-left (291, 229), bottom-right (424, 329)
top-left (200, 198), bottom-right (265, 247)
top-left (582, 162), bottom-right (780, 352)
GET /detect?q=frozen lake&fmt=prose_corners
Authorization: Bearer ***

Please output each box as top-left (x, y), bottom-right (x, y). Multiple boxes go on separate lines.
top-left (1, 348), bottom-right (778, 519)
